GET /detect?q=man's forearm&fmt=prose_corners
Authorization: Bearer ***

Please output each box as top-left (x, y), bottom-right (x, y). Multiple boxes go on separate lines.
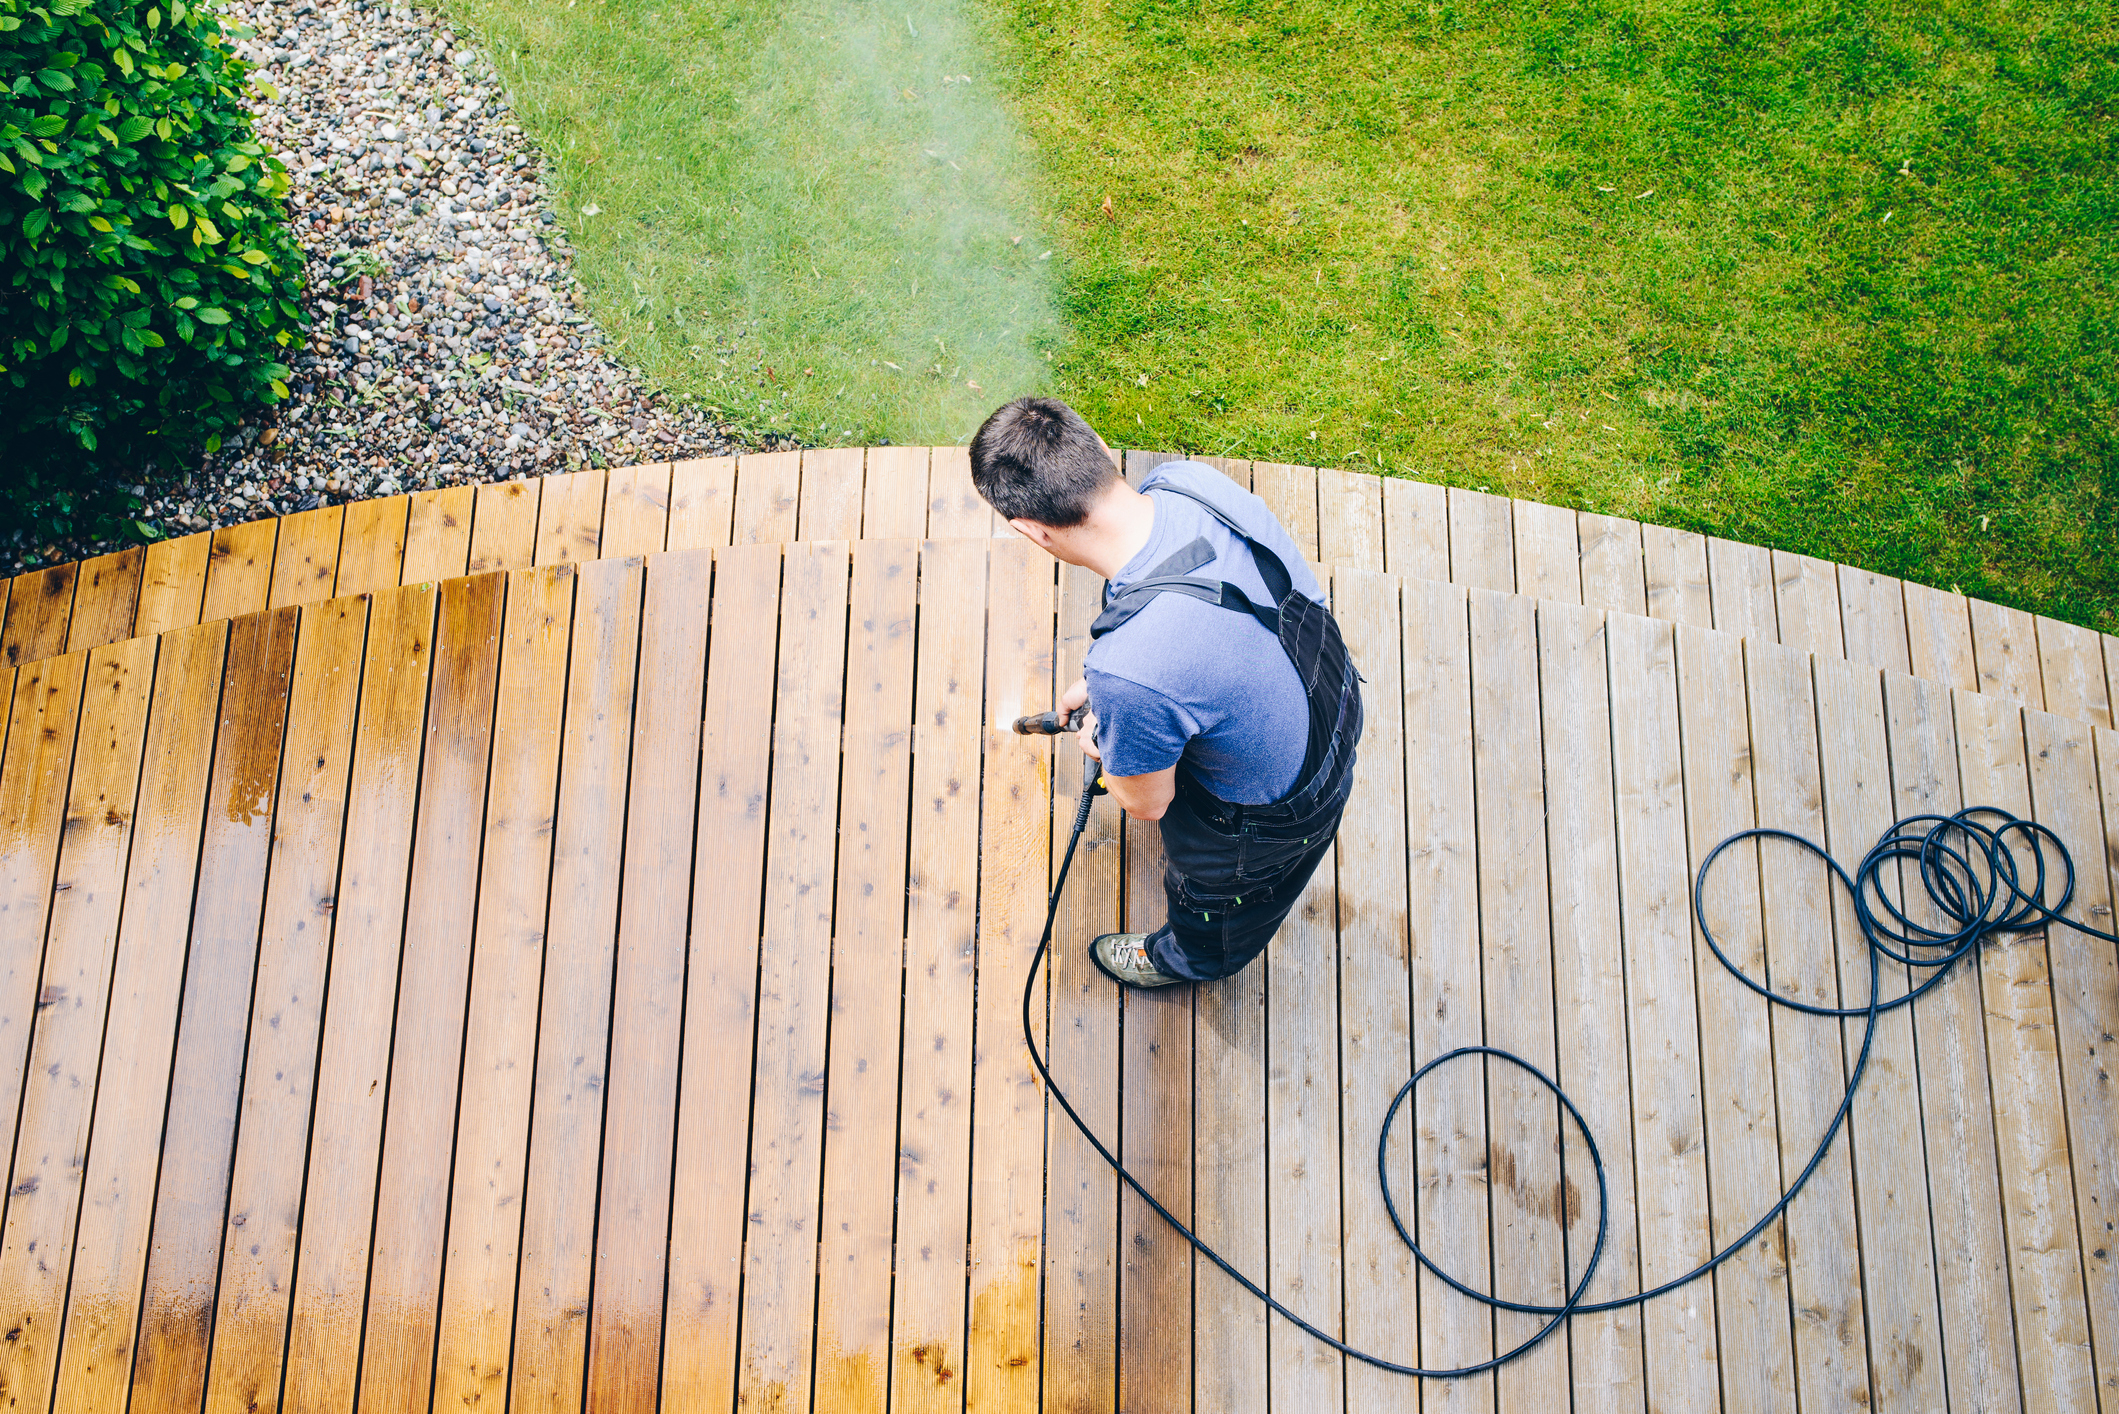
top-left (1102, 765), bottom-right (1177, 822)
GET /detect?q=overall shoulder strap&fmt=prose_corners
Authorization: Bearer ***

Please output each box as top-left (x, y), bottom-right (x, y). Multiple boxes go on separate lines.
top-left (1138, 481), bottom-right (1300, 607)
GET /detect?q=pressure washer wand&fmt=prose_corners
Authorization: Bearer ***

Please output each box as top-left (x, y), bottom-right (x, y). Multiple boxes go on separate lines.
top-left (1012, 706), bottom-right (1087, 735)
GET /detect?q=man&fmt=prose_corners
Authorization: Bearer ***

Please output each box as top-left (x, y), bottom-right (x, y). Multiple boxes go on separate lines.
top-left (970, 396), bottom-right (1363, 988)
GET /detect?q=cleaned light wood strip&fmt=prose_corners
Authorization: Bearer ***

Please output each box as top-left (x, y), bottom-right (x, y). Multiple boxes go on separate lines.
top-left (333, 494), bottom-right (409, 599)
top-left (1333, 569), bottom-right (1419, 1407)
top-left (736, 542), bottom-right (852, 1411)
top-left (1445, 485), bottom-right (1512, 594)
top-left (203, 593), bottom-right (369, 1414)
top-left (534, 468), bottom-right (607, 567)
top-left (1903, 582), bottom-right (1978, 692)
top-left (430, 565), bottom-right (576, 1409)
top-left (1641, 525), bottom-right (1711, 628)
top-left (925, 445), bottom-right (992, 538)
top-left (1882, 670), bottom-right (2020, 1413)
top-left (1251, 461), bottom-right (1319, 559)
top-left (1812, 656), bottom-right (1947, 1413)
top-left (889, 540), bottom-right (986, 1412)
top-left (51, 623), bottom-right (226, 1412)
top-left (1955, 688), bottom-right (2096, 1412)
top-left (600, 462), bottom-right (673, 558)
top-left (1402, 577), bottom-right (1484, 1406)
top-left (965, 541), bottom-right (1055, 1411)
top-left (661, 544), bottom-right (779, 1407)
top-left (733, 451), bottom-right (802, 544)
top-left (860, 446), bottom-right (931, 539)
top-left (796, 447), bottom-right (865, 540)
top-left (469, 477), bottom-right (543, 573)
top-left (587, 547), bottom-right (714, 1413)
top-left (1770, 550), bottom-right (1843, 657)
top-left (200, 517), bottom-right (278, 622)
top-left (1041, 565), bottom-right (1124, 1414)
top-left (1578, 512), bottom-right (1646, 616)
top-left (283, 582), bottom-right (438, 1414)
top-left (2036, 616), bottom-right (2114, 729)
top-left (1538, 600), bottom-right (1647, 1408)
top-left (1381, 475), bottom-right (1448, 583)
top-left (1317, 465), bottom-right (1384, 571)
top-left (1705, 536), bottom-right (1776, 642)
top-left (1969, 598), bottom-right (2044, 710)
top-left (3, 563), bottom-right (77, 668)
top-left (2022, 710), bottom-right (2119, 1402)
top-left (1837, 568), bottom-right (1911, 677)
top-left (813, 540), bottom-right (919, 1413)
top-left (66, 546), bottom-right (146, 653)
top-left (1510, 498), bottom-right (1580, 603)
top-left (1605, 612), bottom-right (1720, 1407)
top-left (666, 456), bottom-right (738, 551)
top-left (129, 608), bottom-right (297, 1414)
top-left (134, 533), bottom-right (211, 639)
top-left (1745, 639), bottom-right (1869, 1411)
top-left (401, 485), bottom-right (476, 584)
top-left (265, 505), bottom-right (345, 610)
top-left (510, 557), bottom-right (642, 1414)
top-left (0, 644), bottom-right (143, 1409)
top-left (1471, 588), bottom-right (1570, 1409)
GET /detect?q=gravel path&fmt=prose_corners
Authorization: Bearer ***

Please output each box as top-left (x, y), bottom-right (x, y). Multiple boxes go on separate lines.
top-left (9, 0), bottom-right (772, 575)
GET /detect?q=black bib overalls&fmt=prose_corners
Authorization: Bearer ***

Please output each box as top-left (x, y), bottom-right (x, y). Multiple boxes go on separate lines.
top-left (1087, 484), bottom-right (1364, 982)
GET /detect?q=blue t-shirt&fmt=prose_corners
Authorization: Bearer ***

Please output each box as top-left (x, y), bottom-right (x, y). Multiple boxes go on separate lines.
top-left (1084, 462), bottom-right (1322, 805)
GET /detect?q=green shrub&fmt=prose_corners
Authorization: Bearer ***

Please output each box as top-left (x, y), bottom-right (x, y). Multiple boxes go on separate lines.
top-left (0, 0), bottom-right (305, 544)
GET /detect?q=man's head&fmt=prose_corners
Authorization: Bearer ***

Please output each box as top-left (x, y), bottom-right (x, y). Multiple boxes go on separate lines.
top-left (969, 396), bottom-right (1118, 529)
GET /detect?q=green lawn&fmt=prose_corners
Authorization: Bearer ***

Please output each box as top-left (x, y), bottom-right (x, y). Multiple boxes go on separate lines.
top-left (456, 0), bottom-right (2117, 629)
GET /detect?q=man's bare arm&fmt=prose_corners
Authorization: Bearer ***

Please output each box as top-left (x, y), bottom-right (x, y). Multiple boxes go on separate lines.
top-left (1069, 686), bottom-right (1178, 821)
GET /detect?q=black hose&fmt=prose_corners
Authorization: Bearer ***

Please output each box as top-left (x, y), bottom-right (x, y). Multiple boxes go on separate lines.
top-left (1020, 781), bottom-right (2117, 1377)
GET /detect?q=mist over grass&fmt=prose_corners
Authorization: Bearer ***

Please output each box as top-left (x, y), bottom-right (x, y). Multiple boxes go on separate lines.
top-left (453, 0), bottom-right (1059, 444)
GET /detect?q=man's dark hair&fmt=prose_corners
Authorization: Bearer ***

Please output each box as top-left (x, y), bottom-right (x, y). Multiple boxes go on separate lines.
top-left (969, 396), bottom-right (1118, 527)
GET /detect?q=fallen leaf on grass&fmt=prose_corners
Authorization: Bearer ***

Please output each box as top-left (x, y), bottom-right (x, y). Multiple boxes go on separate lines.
top-left (1098, 193), bottom-right (1114, 219)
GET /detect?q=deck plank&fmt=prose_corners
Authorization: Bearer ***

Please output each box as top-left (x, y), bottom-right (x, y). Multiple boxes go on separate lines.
top-left (1578, 512), bottom-right (1646, 615)
top-left (1745, 640), bottom-right (1870, 1411)
top-left (661, 545), bottom-right (779, 1406)
top-left (1471, 588), bottom-right (1571, 1408)
top-left (1539, 600), bottom-right (1647, 1408)
top-left (3, 563), bottom-right (77, 668)
top-left (1955, 689), bottom-right (2097, 1412)
top-left (601, 462), bottom-right (673, 557)
top-left (2036, 616), bottom-right (2115, 729)
top-left (469, 477), bottom-right (543, 573)
top-left (129, 609), bottom-right (298, 1414)
top-left (1333, 569), bottom-right (1418, 1405)
top-left (1902, 582), bottom-right (1977, 691)
top-left (736, 543), bottom-right (852, 1411)
top-left (587, 548), bottom-right (714, 1412)
top-left (813, 540), bottom-right (920, 1413)
top-left (1812, 657), bottom-right (1947, 1413)
top-left (890, 540), bottom-right (986, 1412)
top-left (1968, 598), bottom-right (2044, 710)
top-left (861, 446), bottom-right (931, 538)
top-left (926, 445), bottom-right (992, 538)
top-left (333, 494), bottom-right (409, 599)
top-left (1705, 537), bottom-right (1776, 642)
top-left (49, 624), bottom-right (227, 1411)
top-left (265, 506), bottom-right (345, 609)
top-left (1251, 462), bottom-right (1319, 559)
top-left (1041, 567), bottom-right (1124, 1414)
top-left (1402, 578), bottom-right (1487, 1404)
top-left (431, 565), bottom-right (576, 1409)
top-left (1511, 498), bottom-right (1581, 603)
top-left (66, 547), bottom-right (146, 652)
top-left (797, 447), bottom-right (866, 540)
top-left (134, 533), bottom-right (212, 639)
top-left (965, 543), bottom-right (1056, 1411)
top-left (1445, 485), bottom-right (1512, 593)
top-left (1641, 525), bottom-right (1711, 628)
top-left (1837, 569), bottom-right (1911, 676)
top-left (203, 594), bottom-right (370, 1414)
top-left (1317, 465), bottom-right (1384, 571)
top-left (283, 583), bottom-right (438, 1414)
top-left (1770, 550), bottom-right (1843, 657)
top-left (401, 484), bottom-right (476, 583)
top-left (535, 469), bottom-right (608, 566)
top-left (510, 557), bottom-right (643, 1414)
top-left (0, 645), bottom-right (142, 1409)
top-left (1381, 475), bottom-right (1448, 583)
top-left (666, 456), bottom-right (738, 551)
top-left (733, 451), bottom-right (802, 543)
top-left (1605, 612), bottom-right (1721, 1407)
top-left (2021, 709), bottom-right (2119, 1404)
top-left (201, 517), bottom-right (278, 621)
top-left (1882, 671), bottom-right (2021, 1413)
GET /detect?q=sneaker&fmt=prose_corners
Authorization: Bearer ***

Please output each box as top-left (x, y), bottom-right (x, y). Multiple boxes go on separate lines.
top-left (1090, 932), bottom-right (1185, 989)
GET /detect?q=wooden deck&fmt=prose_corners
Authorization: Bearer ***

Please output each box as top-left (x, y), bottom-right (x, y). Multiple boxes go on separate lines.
top-left (4, 449), bottom-right (2114, 731)
top-left (2, 497), bottom-right (2115, 1410)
